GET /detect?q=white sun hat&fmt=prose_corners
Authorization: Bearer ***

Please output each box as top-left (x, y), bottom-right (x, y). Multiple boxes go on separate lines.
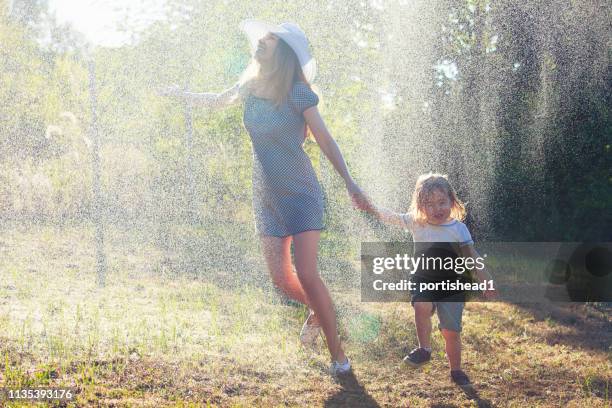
top-left (239, 19), bottom-right (317, 83)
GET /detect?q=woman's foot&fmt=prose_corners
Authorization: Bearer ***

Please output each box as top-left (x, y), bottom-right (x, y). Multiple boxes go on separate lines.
top-left (299, 310), bottom-right (321, 347)
top-left (329, 358), bottom-right (351, 376)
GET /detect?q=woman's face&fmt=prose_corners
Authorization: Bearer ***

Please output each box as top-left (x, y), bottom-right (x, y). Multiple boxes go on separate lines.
top-left (255, 32), bottom-right (279, 63)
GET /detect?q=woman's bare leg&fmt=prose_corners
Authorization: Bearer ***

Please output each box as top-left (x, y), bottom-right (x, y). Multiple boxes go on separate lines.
top-left (260, 235), bottom-right (310, 305)
top-left (292, 230), bottom-right (346, 362)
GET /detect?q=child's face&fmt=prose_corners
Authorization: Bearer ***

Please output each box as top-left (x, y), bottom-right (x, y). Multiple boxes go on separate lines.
top-left (422, 188), bottom-right (453, 224)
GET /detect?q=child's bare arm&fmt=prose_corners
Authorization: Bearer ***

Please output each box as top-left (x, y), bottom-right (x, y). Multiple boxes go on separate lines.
top-left (363, 201), bottom-right (408, 228)
top-left (460, 244), bottom-right (498, 299)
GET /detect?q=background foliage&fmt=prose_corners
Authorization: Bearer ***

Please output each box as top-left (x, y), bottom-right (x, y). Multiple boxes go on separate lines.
top-left (1, 0), bottom-right (610, 270)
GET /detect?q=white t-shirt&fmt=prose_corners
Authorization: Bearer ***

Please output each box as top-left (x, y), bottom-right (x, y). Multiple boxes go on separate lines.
top-left (399, 213), bottom-right (474, 246)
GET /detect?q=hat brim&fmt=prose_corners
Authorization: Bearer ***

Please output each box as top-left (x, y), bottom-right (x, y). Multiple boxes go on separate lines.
top-left (239, 19), bottom-right (317, 83)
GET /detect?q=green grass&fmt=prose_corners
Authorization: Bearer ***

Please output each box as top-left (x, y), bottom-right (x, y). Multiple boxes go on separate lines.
top-left (0, 225), bottom-right (610, 407)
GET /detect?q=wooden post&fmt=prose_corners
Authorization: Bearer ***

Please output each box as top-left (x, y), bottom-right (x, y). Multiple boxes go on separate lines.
top-left (183, 80), bottom-right (196, 223)
top-left (88, 59), bottom-right (107, 286)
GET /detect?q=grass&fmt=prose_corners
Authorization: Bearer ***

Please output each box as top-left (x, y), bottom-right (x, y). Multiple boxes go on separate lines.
top-left (0, 224), bottom-right (610, 407)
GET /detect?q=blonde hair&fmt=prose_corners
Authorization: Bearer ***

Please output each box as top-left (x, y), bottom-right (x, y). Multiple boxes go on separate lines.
top-left (408, 173), bottom-right (467, 224)
top-left (239, 38), bottom-right (311, 108)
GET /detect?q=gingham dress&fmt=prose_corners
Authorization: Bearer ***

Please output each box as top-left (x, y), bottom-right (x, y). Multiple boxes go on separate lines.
top-left (242, 81), bottom-right (324, 237)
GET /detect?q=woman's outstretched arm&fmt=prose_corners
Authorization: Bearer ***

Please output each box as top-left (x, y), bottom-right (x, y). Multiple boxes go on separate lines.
top-left (157, 83), bottom-right (241, 109)
top-left (303, 106), bottom-right (368, 209)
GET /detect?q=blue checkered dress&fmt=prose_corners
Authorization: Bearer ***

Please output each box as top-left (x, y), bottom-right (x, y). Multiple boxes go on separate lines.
top-left (242, 81), bottom-right (324, 237)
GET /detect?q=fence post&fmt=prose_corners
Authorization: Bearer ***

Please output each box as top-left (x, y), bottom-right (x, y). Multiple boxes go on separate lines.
top-left (183, 80), bottom-right (197, 224)
top-left (87, 59), bottom-right (107, 286)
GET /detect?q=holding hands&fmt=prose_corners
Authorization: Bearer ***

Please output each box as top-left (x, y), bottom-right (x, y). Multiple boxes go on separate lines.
top-left (345, 180), bottom-right (373, 212)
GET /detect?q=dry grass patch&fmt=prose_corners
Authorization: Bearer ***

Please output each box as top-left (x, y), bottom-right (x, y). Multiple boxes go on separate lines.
top-left (0, 225), bottom-right (609, 407)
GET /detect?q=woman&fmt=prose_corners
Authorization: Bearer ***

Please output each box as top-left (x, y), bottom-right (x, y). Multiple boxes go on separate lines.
top-left (160, 20), bottom-right (366, 375)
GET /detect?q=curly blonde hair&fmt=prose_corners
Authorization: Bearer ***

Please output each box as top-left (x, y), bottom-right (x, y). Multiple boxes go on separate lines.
top-left (408, 173), bottom-right (467, 225)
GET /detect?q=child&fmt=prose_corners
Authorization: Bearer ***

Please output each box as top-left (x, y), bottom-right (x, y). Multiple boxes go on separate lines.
top-left (362, 173), bottom-right (497, 386)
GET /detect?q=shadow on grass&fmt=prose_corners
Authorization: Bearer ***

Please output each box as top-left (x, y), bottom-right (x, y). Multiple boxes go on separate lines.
top-left (511, 302), bottom-right (612, 352)
top-left (457, 384), bottom-right (494, 407)
top-left (324, 371), bottom-right (380, 408)
top-left (429, 383), bottom-right (494, 408)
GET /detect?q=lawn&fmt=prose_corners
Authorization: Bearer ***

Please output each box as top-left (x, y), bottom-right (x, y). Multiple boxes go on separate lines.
top-left (0, 225), bottom-right (610, 407)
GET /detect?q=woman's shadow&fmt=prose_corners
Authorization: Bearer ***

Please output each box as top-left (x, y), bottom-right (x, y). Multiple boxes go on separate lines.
top-left (324, 371), bottom-right (380, 408)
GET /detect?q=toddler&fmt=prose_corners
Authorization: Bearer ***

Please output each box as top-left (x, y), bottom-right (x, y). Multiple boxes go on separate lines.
top-left (363, 173), bottom-right (497, 386)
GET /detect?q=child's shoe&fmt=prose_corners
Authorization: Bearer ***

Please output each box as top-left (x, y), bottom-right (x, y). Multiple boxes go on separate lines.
top-left (329, 358), bottom-right (351, 376)
top-left (402, 347), bottom-right (431, 367)
top-left (450, 369), bottom-right (472, 386)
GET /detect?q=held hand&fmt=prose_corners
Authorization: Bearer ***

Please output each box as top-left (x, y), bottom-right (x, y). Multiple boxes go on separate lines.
top-left (156, 84), bottom-right (183, 97)
top-left (346, 181), bottom-right (372, 212)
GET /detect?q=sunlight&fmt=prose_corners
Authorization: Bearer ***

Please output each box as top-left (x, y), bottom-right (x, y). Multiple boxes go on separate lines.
top-left (48, 0), bottom-right (167, 47)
